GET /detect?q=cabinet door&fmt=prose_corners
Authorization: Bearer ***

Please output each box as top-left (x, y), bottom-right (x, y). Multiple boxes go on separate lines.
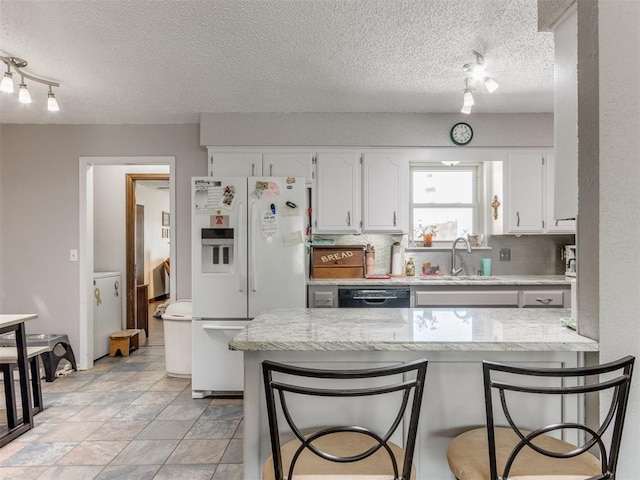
top-left (208, 150), bottom-right (263, 177)
top-left (507, 153), bottom-right (545, 233)
top-left (362, 152), bottom-right (408, 233)
top-left (545, 153), bottom-right (576, 233)
top-left (314, 152), bottom-right (361, 233)
top-left (262, 152), bottom-right (314, 182)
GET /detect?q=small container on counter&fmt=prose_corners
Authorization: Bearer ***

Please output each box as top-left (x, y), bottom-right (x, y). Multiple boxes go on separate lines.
top-left (406, 257), bottom-right (415, 276)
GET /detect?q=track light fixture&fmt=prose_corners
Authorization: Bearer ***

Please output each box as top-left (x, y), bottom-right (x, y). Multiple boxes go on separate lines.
top-left (460, 50), bottom-right (499, 115)
top-left (0, 54), bottom-right (61, 112)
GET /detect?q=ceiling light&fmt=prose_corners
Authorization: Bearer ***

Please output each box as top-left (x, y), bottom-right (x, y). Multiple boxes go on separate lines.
top-left (0, 67), bottom-right (14, 93)
top-left (483, 76), bottom-right (499, 93)
top-left (18, 79), bottom-right (31, 103)
top-left (460, 50), bottom-right (499, 114)
top-left (462, 78), bottom-right (474, 107)
top-left (0, 54), bottom-right (61, 111)
top-left (47, 86), bottom-right (59, 111)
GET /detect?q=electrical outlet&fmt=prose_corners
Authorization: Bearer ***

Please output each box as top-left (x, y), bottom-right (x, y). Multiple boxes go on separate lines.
top-left (499, 248), bottom-right (511, 261)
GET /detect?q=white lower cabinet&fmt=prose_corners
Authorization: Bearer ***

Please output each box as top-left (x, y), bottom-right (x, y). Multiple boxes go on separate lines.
top-left (412, 286), bottom-right (570, 308)
top-left (415, 290), bottom-right (519, 307)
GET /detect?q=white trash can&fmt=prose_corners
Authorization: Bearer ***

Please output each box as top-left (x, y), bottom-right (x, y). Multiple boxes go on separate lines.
top-left (161, 299), bottom-right (192, 377)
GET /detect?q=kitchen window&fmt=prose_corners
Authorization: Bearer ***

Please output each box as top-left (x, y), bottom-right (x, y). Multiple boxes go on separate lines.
top-left (410, 164), bottom-right (480, 245)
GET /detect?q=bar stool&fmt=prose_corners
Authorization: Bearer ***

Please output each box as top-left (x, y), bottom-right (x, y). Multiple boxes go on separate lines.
top-left (262, 358), bottom-right (428, 480)
top-left (447, 356), bottom-right (635, 480)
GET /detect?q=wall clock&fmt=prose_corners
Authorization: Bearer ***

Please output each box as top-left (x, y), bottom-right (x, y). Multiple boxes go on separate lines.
top-left (450, 122), bottom-right (473, 146)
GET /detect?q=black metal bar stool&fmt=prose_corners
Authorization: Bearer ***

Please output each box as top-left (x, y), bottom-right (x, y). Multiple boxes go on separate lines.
top-left (447, 356), bottom-right (635, 480)
top-left (262, 358), bottom-right (428, 480)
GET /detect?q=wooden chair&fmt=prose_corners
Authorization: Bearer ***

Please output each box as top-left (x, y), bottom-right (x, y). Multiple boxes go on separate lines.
top-left (447, 356), bottom-right (635, 480)
top-left (262, 358), bottom-right (428, 480)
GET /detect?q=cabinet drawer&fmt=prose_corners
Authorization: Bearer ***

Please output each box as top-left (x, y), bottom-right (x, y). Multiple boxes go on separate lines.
top-left (521, 290), bottom-right (566, 307)
top-left (415, 290), bottom-right (519, 307)
top-left (310, 291), bottom-right (336, 308)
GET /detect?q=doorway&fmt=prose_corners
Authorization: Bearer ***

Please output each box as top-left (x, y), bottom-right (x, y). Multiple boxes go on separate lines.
top-left (79, 156), bottom-right (175, 370)
top-left (125, 173), bottom-right (170, 341)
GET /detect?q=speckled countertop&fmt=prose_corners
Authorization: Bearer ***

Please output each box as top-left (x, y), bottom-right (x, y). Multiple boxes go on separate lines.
top-left (229, 307), bottom-right (596, 352)
top-left (307, 275), bottom-right (571, 287)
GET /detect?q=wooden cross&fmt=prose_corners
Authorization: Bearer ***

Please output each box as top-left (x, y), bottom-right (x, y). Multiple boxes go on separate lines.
top-left (491, 195), bottom-right (501, 220)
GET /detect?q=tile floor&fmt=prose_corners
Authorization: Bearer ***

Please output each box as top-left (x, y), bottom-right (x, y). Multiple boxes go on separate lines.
top-left (0, 346), bottom-right (244, 480)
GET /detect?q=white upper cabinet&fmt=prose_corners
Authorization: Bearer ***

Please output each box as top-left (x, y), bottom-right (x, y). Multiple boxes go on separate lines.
top-left (545, 153), bottom-right (576, 233)
top-left (493, 151), bottom-right (575, 235)
top-left (314, 152), bottom-right (361, 234)
top-left (506, 153), bottom-right (545, 233)
top-left (262, 152), bottom-right (314, 181)
top-left (208, 149), bottom-right (313, 182)
top-left (553, 6), bottom-right (578, 222)
top-left (362, 152), bottom-right (409, 233)
top-left (208, 150), bottom-right (263, 177)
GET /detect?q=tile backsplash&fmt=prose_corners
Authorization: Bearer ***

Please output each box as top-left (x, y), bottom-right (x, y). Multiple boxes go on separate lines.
top-left (312, 234), bottom-right (575, 276)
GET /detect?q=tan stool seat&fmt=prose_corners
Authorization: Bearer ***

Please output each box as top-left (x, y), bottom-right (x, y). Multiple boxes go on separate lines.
top-left (263, 431), bottom-right (415, 480)
top-left (447, 427), bottom-right (601, 480)
top-left (109, 329), bottom-right (140, 356)
top-left (0, 345), bottom-right (49, 428)
top-left (0, 345), bottom-right (49, 362)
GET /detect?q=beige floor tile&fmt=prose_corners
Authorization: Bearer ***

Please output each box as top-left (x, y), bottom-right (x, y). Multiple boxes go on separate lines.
top-left (85, 420), bottom-right (149, 441)
top-left (56, 440), bottom-right (129, 466)
top-left (0, 441), bottom-right (28, 462)
top-left (36, 421), bottom-right (103, 442)
top-left (69, 405), bottom-right (122, 422)
top-left (37, 465), bottom-right (104, 480)
top-left (166, 439), bottom-right (229, 464)
top-left (110, 439), bottom-right (179, 465)
top-left (212, 463), bottom-right (243, 480)
top-left (0, 466), bottom-right (48, 479)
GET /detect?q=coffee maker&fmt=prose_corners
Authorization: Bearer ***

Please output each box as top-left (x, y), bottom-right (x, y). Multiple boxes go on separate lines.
top-left (564, 245), bottom-right (576, 277)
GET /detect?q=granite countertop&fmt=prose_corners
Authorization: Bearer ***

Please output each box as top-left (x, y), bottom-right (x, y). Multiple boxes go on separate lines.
top-left (307, 274), bottom-right (571, 287)
top-left (229, 307), bottom-right (596, 353)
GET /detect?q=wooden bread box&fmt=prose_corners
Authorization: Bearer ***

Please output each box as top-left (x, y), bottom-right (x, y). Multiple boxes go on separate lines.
top-left (311, 245), bottom-right (365, 278)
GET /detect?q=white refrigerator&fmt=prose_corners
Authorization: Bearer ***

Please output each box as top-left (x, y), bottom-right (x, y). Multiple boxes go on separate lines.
top-left (191, 176), bottom-right (306, 397)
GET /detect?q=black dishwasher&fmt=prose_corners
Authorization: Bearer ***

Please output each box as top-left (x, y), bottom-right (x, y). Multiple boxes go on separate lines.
top-left (338, 288), bottom-right (410, 308)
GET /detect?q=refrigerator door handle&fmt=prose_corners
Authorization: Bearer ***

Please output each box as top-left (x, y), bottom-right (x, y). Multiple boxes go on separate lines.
top-left (203, 325), bottom-right (246, 331)
top-left (238, 202), bottom-right (245, 292)
top-left (250, 202), bottom-right (257, 292)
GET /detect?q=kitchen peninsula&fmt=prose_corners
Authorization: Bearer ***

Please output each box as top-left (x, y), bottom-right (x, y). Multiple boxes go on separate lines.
top-left (230, 307), bottom-right (597, 479)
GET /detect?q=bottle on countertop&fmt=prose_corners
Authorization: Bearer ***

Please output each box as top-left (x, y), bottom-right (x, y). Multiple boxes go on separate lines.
top-left (365, 244), bottom-right (375, 276)
top-left (406, 257), bottom-right (415, 276)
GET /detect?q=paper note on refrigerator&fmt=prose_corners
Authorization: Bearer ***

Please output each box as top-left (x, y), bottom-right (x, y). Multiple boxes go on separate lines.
top-left (282, 230), bottom-right (303, 247)
top-left (261, 211), bottom-right (279, 237)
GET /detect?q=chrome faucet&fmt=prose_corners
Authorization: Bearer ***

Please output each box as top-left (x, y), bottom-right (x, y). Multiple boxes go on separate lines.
top-left (451, 237), bottom-right (472, 276)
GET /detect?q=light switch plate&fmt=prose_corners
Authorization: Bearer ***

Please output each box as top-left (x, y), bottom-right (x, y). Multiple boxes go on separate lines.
top-left (499, 248), bottom-right (511, 261)
top-left (69, 249), bottom-right (78, 262)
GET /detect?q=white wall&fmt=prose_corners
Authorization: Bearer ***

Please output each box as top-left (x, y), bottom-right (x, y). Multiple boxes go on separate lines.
top-left (201, 113), bottom-right (553, 147)
top-left (0, 124), bottom-right (205, 355)
top-left (594, 1), bottom-right (640, 477)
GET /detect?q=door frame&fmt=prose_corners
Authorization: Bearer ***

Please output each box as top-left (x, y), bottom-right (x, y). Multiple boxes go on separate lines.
top-left (79, 156), bottom-right (175, 370)
top-left (126, 173), bottom-right (170, 329)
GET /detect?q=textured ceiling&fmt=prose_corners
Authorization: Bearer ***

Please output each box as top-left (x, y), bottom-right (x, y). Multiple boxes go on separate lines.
top-left (0, 0), bottom-right (554, 124)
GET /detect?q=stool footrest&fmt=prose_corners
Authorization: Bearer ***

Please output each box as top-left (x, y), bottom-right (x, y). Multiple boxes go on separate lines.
top-left (109, 329), bottom-right (141, 357)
